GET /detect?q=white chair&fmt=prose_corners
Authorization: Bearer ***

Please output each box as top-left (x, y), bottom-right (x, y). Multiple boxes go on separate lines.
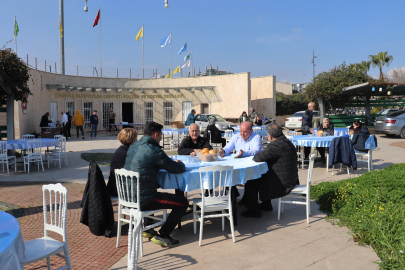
top-left (286, 131), bottom-right (304, 169)
top-left (24, 140), bottom-right (45, 174)
top-left (22, 134), bottom-right (35, 140)
top-left (0, 141), bottom-right (17, 174)
top-left (355, 149), bottom-right (375, 172)
top-left (20, 183), bottom-right (72, 270)
top-left (46, 137), bottom-right (68, 168)
top-left (278, 154), bottom-right (315, 224)
top-left (193, 165), bottom-right (235, 246)
top-left (115, 169), bottom-right (167, 256)
top-left (127, 209), bottom-right (142, 270)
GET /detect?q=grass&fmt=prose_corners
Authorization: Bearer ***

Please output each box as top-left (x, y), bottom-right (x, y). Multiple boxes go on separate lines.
top-left (311, 164), bottom-right (405, 269)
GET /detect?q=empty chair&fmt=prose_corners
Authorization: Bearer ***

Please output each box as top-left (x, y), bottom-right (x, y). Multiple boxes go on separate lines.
top-left (278, 154), bottom-right (315, 224)
top-left (193, 165), bottom-right (235, 246)
top-left (127, 209), bottom-right (142, 270)
top-left (0, 141), bottom-right (17, 174)
top-left (24, 140), bottom-right (44, 174)
top-left (45, 135), bottom-right (64, 156)
top-left (20, 183), bottom-right (72, 270)
top-left (46, 136), bottom-right (68, 168)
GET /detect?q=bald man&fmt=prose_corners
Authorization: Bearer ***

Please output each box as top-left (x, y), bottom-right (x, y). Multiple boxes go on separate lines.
top-left (302, 102), bottom-right (325, 163)
top-left (178, 124), bottom-right (212, 156)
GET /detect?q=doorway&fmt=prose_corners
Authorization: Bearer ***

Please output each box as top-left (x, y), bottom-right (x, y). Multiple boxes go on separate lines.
top-left (122, 103), bottom-right (134, 127)
top-left (182, 101), bottom-right (192, 121)
top-left (201, 103), bottom-right (209, 114)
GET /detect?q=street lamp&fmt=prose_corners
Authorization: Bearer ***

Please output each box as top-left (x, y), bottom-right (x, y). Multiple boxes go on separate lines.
top-left (84, 0), bottom-right (88, 12)
top-left (165, 0), bottom-right (169, 9)
top-left (311, 50), bottom-right (317, 79)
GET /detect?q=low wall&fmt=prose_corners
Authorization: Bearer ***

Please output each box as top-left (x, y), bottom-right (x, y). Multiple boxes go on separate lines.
top-left (274, 115), bottom-right (290, 126)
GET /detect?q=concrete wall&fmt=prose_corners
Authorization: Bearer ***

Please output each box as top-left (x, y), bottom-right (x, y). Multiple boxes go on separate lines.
top-left (276, 82), bottom-right (293, 95)
top-left (251, 76), bottom-right (276, 119)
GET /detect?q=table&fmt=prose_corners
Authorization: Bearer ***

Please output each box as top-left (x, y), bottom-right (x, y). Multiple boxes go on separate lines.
top-left (6, 139), bottom-right (58, 150)
top-left (0, 211), bottom-right (25, 270)
top-left (291, 135), bottom-right (338, 148)
top-left (313, 128), bottom-right (349, 137)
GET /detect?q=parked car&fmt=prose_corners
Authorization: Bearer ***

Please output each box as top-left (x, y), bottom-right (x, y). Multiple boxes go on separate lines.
top-left (285, 110), bottom-right (319, 130)
top-left (377, 109), bottom-right (399, 116)
top-left (374, 110), bottom-right (405, 138)
top-left (194, 114), bottom-right (234, 131)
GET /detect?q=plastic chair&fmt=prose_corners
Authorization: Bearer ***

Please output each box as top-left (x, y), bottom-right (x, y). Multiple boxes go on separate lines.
top-left (0, 141), bottom-right (17, 174)
top-left (22, 134), bottom-right (35, 140)
top-left (127, 209), bottom-right (142, 270)
top-left (20, 183), bottom-right (72, 270)
top-left (193, 165), bottom-right (235, 246)
top-left (278, 154), bottom-right (315, 224)
top-left (355, 135), bottom-right (378, 172)
top-left (286, 131), bottom-right (304, 169)
top-left (115, 169), bottom-right (167, 256)
top-left (46, 137), bottom-right (68, 168)
top-left (24, 140), bottom-right (44, 174)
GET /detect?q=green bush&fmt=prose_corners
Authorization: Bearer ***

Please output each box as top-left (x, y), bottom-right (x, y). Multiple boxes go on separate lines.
top-left (276, 93), bottom-right (308, 116)
top-left (311, 164), bottom-right (405, 269)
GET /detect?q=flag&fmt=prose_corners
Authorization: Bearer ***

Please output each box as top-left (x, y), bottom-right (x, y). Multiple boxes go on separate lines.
top-left (59, 18), bottom-right (63, 37)
top-left (93, 9), bottom-right (100, 27)
top-left (14, 18), bottom-right (19, 38)
top-left (173, 66), bottom-right (180, 74)
top-left (181, 60), bottom-right (190, 69)
top-left (136, 26), bottom-right (143, 42)
top-left (177, 43), bottom-right (187, 54)
top-left (184, 52), bottom-right (191, 61)
top-left (165, 73), bottom-right (172, 78)
top-left (160, 34), bottom-right (171, 47)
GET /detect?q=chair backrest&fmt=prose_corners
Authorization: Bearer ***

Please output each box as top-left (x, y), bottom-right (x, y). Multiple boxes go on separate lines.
top-left (42, 183), bottom-right (68, 241)
top-left (306, 154), bottom-right (316, 187)
top-left (225, 130), bottom-right (233, 138)
top-left (207, 130), bottom-right (212, 143)
top-left (54, 135), bottom-right (63, 139)
top-left (127, 209), bottom-right (142, 270)
top-left (0, 141), bottom-right (7, 156)
top-left (115, 168), bottom-right (140, 209)
top-left (57, 136), bottom-right (67, 152)
top-left (27, 140), bottom-right (42, 155)
top-left (22, 134), bottom-right (35, 140)
top-left (199, 165), bottom-right (233, 203)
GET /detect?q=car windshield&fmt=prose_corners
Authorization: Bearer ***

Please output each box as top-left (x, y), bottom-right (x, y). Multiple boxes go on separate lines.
top-left (386, 110), bottom-right (405, 117)
top-left (291, 112), bottom-right (304, 117)
top-left (208, 115), bottom-right (226, 122)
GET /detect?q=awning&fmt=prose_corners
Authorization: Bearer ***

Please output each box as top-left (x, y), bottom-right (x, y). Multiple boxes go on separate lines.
top-left (342, 82), bottom-right (405, 96)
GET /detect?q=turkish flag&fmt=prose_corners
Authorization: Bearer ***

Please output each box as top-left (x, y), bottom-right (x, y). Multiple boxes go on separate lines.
top-left (93, 9), bottom-right (100, 27)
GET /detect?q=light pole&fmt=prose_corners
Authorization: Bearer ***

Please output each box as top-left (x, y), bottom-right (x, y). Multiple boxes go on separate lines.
top-left (59, 0), bottom-right (65, 75)
top-left (84, 0), bottom-right (88, 12)
top-left (311, 50), bottom-right (316, 79)
top-left (165, 0), bottom-right (169, 8)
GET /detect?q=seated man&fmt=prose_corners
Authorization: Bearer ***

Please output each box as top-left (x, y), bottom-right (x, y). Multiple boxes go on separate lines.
top-left (124, 122), bottom-right (188, 248)
top-left (204, 118), bottom-right (227, 147)
top-left (243, 123), bottom-right (299, 218)
top-left (178, 123), bottom-right (212, 155)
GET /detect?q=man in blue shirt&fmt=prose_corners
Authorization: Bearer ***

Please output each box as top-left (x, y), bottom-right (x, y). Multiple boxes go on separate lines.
top-left (184, 109), bottom-right (199, 126)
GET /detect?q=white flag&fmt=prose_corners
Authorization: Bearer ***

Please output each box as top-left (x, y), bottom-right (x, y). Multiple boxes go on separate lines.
top-left (181, 60), bottom-right (190, 69)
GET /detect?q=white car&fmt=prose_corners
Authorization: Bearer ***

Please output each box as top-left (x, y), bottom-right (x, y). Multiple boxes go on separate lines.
top-left (194, 114), bottom-right (234, 132)
top-left (285, 110), bottom-right (319, 130)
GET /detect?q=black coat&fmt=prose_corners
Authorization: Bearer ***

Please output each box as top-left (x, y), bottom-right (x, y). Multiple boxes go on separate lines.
top-left (203, 125), bottom-right (224, 143)
top-left (40, 114), bottom-right (50, 127)
top-left (80, 161), bottom-right (115, 237)
top-left (252, 135), bottom-right (299, 200)
top-left (107, 145), bottom-right (129, 197)
top-left (178, 135), bottom-right (212, 155)
top-left (352, 126), bottom-right (370, 152)
top-left (319, 123), bottom-right (334, 136)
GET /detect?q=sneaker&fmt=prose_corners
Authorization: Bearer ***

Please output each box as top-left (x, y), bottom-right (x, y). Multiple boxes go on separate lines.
top-left (82, 136), bottom-right (85, 140)
top-left (241, 209), bottom-right (262, 218)
top-left (151, 235), bottom-right (180, 248)
top-left (142, 229), bottom-right (158, 239)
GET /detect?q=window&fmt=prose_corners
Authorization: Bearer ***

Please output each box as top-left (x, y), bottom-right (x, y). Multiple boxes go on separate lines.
top-left (182, 101), bottom-right (192, 121)
top-left (388, 110), bottom-right (405, 117)
top-left (83, 102), bottom-right (93, 128)
top-left (144, 102), bottom-right (154, 124)
top-left (200, 115), bottom-right (208, 122)
top-left (291, 112), bottom-right (304, 117)
top-left (49, 101), bottom-right (58, 123)
top-left (66, 101), bottom-right (75, 128)
top-left (102, 103), bottom-right (114, 129)
top-left (163, 102), bottom-right (173, 126)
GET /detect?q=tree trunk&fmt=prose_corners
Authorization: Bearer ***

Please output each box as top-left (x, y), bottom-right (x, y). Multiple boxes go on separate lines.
top-left (379, 68), bottom-right (383, 80)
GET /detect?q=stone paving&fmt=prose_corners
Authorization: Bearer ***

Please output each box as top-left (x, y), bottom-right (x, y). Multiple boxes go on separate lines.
top-left (0, 132), bottom-right (404, 269)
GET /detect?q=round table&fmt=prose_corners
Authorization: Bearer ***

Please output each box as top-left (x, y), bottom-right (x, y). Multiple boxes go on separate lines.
top-left (0, 211), bottom-right (25, 270)
top-left (291, 135), bottom-right (338, 147)
top-left (6, 138), bottom-right (58, 150)
top-left (313, 128), bottom-right (349, 137)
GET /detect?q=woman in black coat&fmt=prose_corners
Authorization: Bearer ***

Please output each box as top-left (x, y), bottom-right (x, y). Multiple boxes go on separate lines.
top-left (352, 120), bottom-right (370, 153)
top-left (204, 118), bottom-right (226, 147)
top-left (106, 128), bottom-right (138, 197)
top-left (253, 116), bottom-right (262, 126)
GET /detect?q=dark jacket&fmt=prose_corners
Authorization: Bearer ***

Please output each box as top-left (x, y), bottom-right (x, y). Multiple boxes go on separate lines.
top-left (252, 135), bottom-right (299, 200)
top-left (124, 136), bottom-right (186, 207)
top-left (178, 135), bottom-right (212, 155)
top-left (107, 145), bottom-right (129, 197)
top-left (80, 161), bottom-right (115, 237)
top-left (204, 125), bottom-right (224, 143)
top-left (328, 136), bottom-right (357, 170)
top-left (319, 123), bottom-right (334, 136)
top-left (185, 113), bottom-right (198, 126)
top-left (249, 110), bottom-right (258, 122)
top-left (40, 114), bottom-right (50, 127)
top-left (238, 115), bottom-right (249, 124)
top-left (352, 126), bottom-right (370, 152)
top-left (254, 119), bottom-right (262, 126)
top-left (90, 114), bottom-right (99, 125)
top-left (302, 109), bottom-right (314, 132)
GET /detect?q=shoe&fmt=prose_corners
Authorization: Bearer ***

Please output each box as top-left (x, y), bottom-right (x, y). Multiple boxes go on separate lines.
top-left (259, 202), bottom-right (273, 211)
top-left (142, 229), bottom-right (158, 239)
top-left (90, 137), bottom-right (93, 140)
top-left (238, 197), bottom-right (246, 205)
top-left (82, 136), bottom-right (85, 140)
top-left (94, 137), bottom-right (97, 139)
top-left (151, 235), bottom-right (180, 248)
top-left (241, 209), bottom-right (262, 218)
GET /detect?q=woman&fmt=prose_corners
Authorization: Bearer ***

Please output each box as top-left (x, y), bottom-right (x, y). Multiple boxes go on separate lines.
top-left (106, 128), bottom-right (138, 197)
top-left (238, 111), bottom-right (248, 124)
top-left (204, 118), bottom-right (227, 147)
top-left (319, 118), bottom-right (334, 135)
top-left (352, 120), bottom-right (370, 153)
top-left (253, 116), bottom-right (262, 126)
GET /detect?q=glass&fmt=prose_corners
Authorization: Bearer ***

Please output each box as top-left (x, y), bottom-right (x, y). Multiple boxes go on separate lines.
top-left (171, 155), bottom-right (177, 161)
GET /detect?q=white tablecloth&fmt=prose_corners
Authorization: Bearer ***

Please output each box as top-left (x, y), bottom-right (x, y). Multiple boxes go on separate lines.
top-left (162, 129), bottom-right (189, 135)
top-left (0, 211), bottom-right (25, 270)
top-left (313, 128), bottom-right (349, 137)
top-left (157, 155), bottom-right (268, 192)
top-left (291, 135), bottom-right (338, 147)
top-left (6, 139), bottom-right (58, 150)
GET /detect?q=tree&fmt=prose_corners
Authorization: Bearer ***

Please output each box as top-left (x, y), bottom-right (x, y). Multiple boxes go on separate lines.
top-left (0, 48), bottom-right (31, 101)
top-left (305, 62), bottom-right (372, 109)
top-left (369, 51), bottom-right (393, 80)
top-left (351, 60), bottom-right (371, 74)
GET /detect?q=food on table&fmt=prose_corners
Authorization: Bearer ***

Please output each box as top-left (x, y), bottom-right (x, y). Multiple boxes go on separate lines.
top-left (209, 149), bottom-right (217, 154)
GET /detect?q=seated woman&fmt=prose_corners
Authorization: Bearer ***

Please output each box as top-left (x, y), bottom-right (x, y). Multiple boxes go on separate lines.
top-left (204, 118), bottom-right (226, 147)
top-left (178, 123), bottom-right (212, 155)
top-left (352, 120), bottom-right (370, 153)
top-left (253, 116), bottom-right (262, 126)
top-left (238, 111), bottom-right (248, 124)
top-left (319, 118), bottom-right (334, 135)
top-left (106, 128), bottom-right (138, 197)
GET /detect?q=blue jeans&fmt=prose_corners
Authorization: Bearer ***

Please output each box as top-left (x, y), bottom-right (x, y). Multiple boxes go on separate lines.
top-left (91, 124), bottom-right (98, 137)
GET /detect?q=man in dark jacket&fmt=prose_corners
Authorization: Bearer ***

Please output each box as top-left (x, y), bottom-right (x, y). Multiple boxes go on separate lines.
top-left (178, 124), bottom-right (212, 155)
top-left (40, 112), bottom-right (52, 130)
top-left (242, 123), bottom-right (299, 218)
top-left (90, 110), bottom-right (98, 139)
top-left (124, 122), bottom-right (188, 248)
top-left (302, 102), bottom-right (326, 163)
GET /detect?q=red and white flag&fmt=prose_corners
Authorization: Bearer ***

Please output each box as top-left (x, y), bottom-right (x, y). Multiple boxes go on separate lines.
top-left (93, 9), bottom-right (100, 27)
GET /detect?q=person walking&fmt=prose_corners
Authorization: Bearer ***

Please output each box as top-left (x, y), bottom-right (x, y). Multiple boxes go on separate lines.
top-left (61, 111), bottom-right (69, 140)
top-left (73, 110), bottom-right (85, 139)
top-left (90, 110), bottom-right (99, 139)
top-left (109, 108), bottom-right (118, 131)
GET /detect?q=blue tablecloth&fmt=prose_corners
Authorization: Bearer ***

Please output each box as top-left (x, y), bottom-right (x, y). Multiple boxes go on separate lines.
top-left (291, 135), bottom-right (338, 147)
top-left (157, 155), bottom-right (268, 192)
top-left (6, 139), bottom-right (58, 150)
top-left (313, 128), bottom-right (349, 137)
top-left (162, 128), bottom-right (189, 135)
top-left (0, 211), bottom-right (25, 270)
top-left (222, 130), bottom-right (267, 137)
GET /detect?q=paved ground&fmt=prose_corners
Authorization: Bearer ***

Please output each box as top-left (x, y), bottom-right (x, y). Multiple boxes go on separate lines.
top-left (1, 132), bottom-right (404, 270)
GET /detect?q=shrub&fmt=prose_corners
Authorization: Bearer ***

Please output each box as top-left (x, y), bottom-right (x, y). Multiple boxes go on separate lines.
top-left (276, 93), bottom-right (308, 116)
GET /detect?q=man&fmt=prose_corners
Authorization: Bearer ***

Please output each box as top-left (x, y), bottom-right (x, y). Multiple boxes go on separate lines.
top-left (109, 108), bottom-right (118, 131)
top-left (40, 112), bottom-right (52, 130)
top-left (90, 110), bottom-right (98, 139)
top-left (248, 107), bottom-right (258, 123)
top-left (184, 109), bottom-right (200, 127)
top-left (178, 123), bottom-right (212, 155)
top-left (73, 110), bottom-right (85, 140)
top-left (302, 102), bottom-right (326, 163)
top-left (242, 123), bottom-right (299, 218)
top-left (124, 122), bottom-right (188, 248)
top-left (61, 111), bottom-right (68, 140)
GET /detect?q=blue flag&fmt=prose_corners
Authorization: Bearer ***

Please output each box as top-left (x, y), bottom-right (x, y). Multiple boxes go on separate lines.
top-left (184, 52), bottom-right (191, 61)
top-left (160, 34), bottom-right (171, 47)
top-left (178, 43), bottom-right (187, 54)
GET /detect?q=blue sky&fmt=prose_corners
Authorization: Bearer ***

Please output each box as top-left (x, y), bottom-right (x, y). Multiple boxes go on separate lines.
top-left (1, 0), bottom-right (405, 83)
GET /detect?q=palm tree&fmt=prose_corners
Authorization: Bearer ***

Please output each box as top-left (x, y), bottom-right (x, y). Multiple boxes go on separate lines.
top-left (351, 61), bottom-right (371, 74)
top-left (369, 51), bottom-right (393, 80)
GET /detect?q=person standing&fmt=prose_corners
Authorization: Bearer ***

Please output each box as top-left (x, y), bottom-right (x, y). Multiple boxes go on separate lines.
top-left (184, 109), bottom-right (199, 127)
top-left (302, 102), bottom-right (325, 163)
top-left (66, 112), bottom-right (72, 139)
top-left (90, 110), bottom-right (98, 139)
top-left (73, 110), bottom-right (85, 140)
top-left (61, 111), bottom-right (69, 140)
top-left (40, 112), bottom-right (52, 130)
top-left (109, 108), bottom-right (118, 131)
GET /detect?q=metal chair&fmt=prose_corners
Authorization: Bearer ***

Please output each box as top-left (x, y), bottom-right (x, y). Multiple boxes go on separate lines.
top-left (127, 209), bottom-right (142, 270)
top-left (0, 141), bottom-right (17, 174)
top-left (23, 140), bottom-right (45, 174)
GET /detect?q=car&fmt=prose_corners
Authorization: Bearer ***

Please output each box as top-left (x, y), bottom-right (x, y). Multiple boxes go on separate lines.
top-left (285, 110), bottom-right (319, 130)
top-left (374, 110), bottom-right (405, 138)
top-left (377, 109), bottom-right (399, 116)
top-left (194, 114), bottom-right (235, 132)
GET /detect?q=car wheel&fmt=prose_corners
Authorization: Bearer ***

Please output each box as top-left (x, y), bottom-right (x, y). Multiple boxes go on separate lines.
top-left (385, 134), bottom-right (396, 138)
top-left (401, 127), bottom-right (405, 139)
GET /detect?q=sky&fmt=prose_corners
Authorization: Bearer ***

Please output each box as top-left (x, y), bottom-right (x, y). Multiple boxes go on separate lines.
top-left (1, 0), bottom-right (405, 83)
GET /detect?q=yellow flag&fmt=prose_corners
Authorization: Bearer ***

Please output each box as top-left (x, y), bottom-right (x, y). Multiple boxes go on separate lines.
top-left (165, 73), bottom-right (172, 78)
top-left (59, 18), bottom-right (63, 37)
top-left (136, 26), bottom-right (143, 42)
top-left (173, 66), bottom-right (180, 74)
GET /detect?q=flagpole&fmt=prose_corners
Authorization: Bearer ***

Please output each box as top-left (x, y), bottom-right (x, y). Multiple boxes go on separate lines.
top-left (142, 24), bottom-right (144, 78)
top-left (185, 42), bottom-right (188, 77)
top-left (99, 7), bottom-right (102, 77)
top-left (14, 16), bottom-right (17, 55)
top-left (59, 0), bottom-right (65, 75)
top-left (170, 32), bottom-right (172, 76)
top-left (191, 50), bottom-right (193, 76)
